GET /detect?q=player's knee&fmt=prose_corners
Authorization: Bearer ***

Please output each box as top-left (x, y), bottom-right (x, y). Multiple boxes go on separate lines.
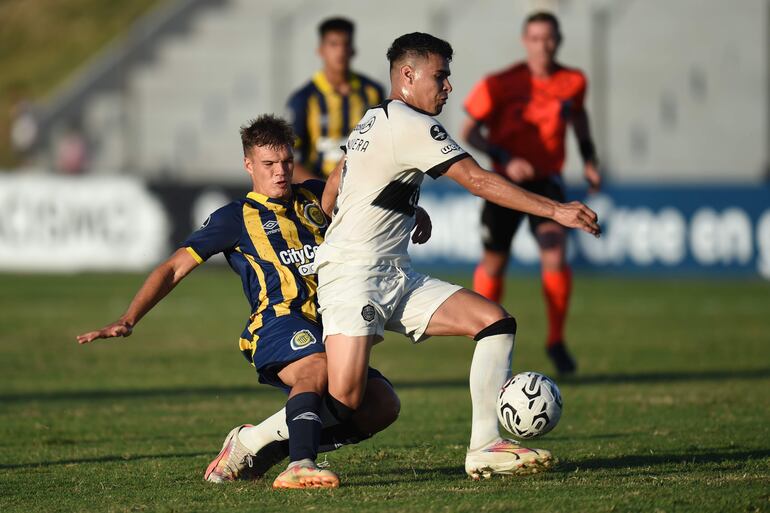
top-left (468, 300), bottom-right (511, 335)
top-left (371, 378), bottom-right (401, 427)
top-left (324, 393), bottom-right (358, 423)
top-left (474, 315), bottom-right (517, 341)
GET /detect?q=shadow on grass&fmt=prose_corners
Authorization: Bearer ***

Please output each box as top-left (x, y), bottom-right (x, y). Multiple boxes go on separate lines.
top-left (559, 448), bottom-right (770, 472)
top-left (558, 368), bottom-right (770, 386)
top-left (3, 368), bottom-right (769, 404)
top-left (0, 451), bottom-right (210, 470)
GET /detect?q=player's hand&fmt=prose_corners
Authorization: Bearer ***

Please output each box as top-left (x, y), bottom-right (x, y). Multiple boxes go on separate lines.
top-left (504, 158), bottom-right (536, 183)
top-left (76, 320), bottom-right (134, 344)
top-left (584, 162), bottom-right (601, 193)
top-left (412, 206), bottom-right (432, 244)
top-left (553, 201), bottom-right (601, 237)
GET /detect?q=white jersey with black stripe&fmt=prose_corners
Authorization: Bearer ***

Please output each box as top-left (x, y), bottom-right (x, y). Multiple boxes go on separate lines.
top-left (315, 99), bottom-right (469, 267)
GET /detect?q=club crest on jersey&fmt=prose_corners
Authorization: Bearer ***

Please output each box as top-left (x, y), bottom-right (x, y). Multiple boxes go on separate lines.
top-left (290, 329), bottom-right (317, 351)
top-left (361, 304), bottom-right (376, 323)
top-left (430, 124), bottom-right (448, 141)
top-left (303, 203), bottom-right (327, 228)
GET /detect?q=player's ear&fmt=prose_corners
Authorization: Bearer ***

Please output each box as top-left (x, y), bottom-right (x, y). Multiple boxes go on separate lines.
top-left (243, 155), bottom-right (254, 177)
top-left (401, 64), bottom-right (414, 85)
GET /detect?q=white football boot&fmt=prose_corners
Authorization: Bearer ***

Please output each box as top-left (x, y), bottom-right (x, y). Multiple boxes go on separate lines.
top-left (204, 424), bottom-right (255, 483)
top-left (465, 438), bottom-right (555, 480)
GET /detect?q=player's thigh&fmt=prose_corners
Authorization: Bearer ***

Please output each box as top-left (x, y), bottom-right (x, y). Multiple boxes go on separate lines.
top-left (324, 334), bottom-right (375, 409)
top-left (276, 352), bottom-right (328, 397)
top-left (424, 288), bottom-right (509, 338)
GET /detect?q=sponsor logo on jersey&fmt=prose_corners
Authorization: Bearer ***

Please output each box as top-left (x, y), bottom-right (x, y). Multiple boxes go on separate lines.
top-left (200, 215), bottom-right (211, 229)
top-left (290, 329), bottom-right (317, 351)
top-left (430, 124), bottom-right (448, 141)
top-left (354, 116), bottom-right (376, 134)
top-left (262, 219), bottom-right (281, 235)
top-left (361, 304), bottom-right (376, 322)
top-left (440, 142), bottom-right (461, 154)
top-left (303, 203), bottom-right (327, 228)
top-left (279, 244), bottom-right (319, 275)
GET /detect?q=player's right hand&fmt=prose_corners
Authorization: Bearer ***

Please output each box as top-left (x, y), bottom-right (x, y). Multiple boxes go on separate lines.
top-left (504, 158), bottom-right (536, 182)
top-left (553, 201), bottom-right (601, 237)
top-left (76, 320), bottom-right (134, 344)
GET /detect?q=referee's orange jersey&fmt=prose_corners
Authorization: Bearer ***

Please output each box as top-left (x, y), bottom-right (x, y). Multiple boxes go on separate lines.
top-left (464, 62), bottom-right (586, 178)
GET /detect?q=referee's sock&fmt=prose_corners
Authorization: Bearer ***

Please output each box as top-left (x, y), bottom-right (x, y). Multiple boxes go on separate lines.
top-left (542, 266), bottom-right (572, 348)
top-left (473, 263), bottom-right (503, 303)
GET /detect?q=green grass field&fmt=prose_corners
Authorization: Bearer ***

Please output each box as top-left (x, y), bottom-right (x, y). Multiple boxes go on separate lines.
top-left (1, 270), bottom-right (768, 512)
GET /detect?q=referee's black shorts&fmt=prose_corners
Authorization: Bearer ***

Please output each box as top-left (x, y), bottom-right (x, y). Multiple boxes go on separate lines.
top-left (480, 176), bottom-right (565, 252)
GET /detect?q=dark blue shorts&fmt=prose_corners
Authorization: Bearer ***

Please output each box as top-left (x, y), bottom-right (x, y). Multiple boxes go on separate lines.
top-left (244, 314), bottom-right (325, 380)
top-left (243, 313), bottom-right (390, 392)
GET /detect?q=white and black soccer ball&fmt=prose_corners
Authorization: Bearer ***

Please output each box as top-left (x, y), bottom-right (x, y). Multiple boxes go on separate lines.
top-left (497, 371), bottom-right (563, 439)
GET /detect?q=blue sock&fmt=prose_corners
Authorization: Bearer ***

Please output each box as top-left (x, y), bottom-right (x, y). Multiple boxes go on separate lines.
top-left (286, 392), bottom-right (322, 462)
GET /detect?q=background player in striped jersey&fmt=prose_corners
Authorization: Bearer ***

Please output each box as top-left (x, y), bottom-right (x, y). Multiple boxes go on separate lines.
top-left (463, 12), bottom-right (601, 374)
top-left (287, 17), bottom-right (384, 181)
top-left (75, 115), bottom-right (417, 490)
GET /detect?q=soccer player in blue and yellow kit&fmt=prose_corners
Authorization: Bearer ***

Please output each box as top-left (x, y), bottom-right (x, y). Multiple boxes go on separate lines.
top-left (287, 17), bottom-right (384, 181)
top-left (76, 115), bottom-right (407, 490)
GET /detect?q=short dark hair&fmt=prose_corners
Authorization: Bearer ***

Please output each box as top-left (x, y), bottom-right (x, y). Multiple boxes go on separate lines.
top-left (240, 115), bottom-right (295, 156)
top-left (386, 32), bottom-right (453, 70)
top-left (319, 17), bottom-right (354, 39)
top-left (523, 11), bottom-right (562, 41)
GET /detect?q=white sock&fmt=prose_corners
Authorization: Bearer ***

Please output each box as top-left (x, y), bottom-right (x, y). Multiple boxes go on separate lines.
top-left (468, 333), bottom-right (513, 450)
top-left (238, 408), bottom-right (288, 453)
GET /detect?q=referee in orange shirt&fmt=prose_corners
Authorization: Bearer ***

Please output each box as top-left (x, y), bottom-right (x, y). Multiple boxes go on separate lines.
top-left (462, 11), bottom-right (601, 374)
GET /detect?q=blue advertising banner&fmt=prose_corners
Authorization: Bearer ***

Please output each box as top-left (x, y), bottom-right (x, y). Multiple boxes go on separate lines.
top-left (413, 181), bottom-right (770, 279)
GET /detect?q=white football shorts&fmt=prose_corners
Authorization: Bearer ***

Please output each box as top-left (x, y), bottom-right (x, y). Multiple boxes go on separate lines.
top-left (317, 262), bottom-right (462, 343)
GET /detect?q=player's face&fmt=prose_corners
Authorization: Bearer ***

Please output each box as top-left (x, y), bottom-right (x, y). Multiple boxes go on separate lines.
top-left (244, 144), bottom-right (294, 200)
top-left (408, 53), bottom-right (452, 115)
top-left (318, 31), bottom-right (354, 74)
top-left (522, 21), bottom-right (559, 68)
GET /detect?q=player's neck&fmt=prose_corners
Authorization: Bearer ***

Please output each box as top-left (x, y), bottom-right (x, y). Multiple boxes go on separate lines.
top-left (323, 68), bottom-right (351, 94)
top-left (527, 61), bottom-right (557, 79)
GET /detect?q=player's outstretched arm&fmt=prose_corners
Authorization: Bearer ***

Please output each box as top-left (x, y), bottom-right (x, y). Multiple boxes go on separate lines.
top-left (76, 248), bottom-right (200, 344)
top-left (445, 157), bottom-right (601, 236)
top-left (321, 158), bottom-right (345, 218)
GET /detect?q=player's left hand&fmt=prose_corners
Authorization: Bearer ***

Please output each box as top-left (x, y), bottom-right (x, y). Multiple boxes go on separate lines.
top-left (412, 206), bottom-right (432, 244)
top-left (584, 162), bottom-right (601, 193)
top-left (553, 201), bottom-right (601, 237)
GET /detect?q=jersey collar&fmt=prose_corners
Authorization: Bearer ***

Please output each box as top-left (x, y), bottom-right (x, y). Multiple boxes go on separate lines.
top-left (246, 190), bottom-right (292, 208)
top-left (312, 70), bottom-right (361, 95)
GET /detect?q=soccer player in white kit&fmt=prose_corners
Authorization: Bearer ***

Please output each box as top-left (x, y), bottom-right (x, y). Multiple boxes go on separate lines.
top-left (315, 33), bottom-right (601, 480)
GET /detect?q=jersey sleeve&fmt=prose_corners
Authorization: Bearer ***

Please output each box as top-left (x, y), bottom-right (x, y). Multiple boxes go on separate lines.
top-left (464, 77), bottom-right (494, 123)
top-left (300, 179), bottom-right (325, 199)
top-left (182, 202), bottom-right (242, 263)
top-left (572, 72), bottom-right (587, 111)
top-left (287, 90), bottom-right (309, 164)
top-left (392, 111), bottom-right (469, 179)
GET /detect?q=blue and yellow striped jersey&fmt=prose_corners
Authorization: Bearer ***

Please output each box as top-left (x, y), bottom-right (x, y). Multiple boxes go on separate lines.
top-left (287, 70), bottom-right (384, 178)
top-left (182, 181), bottom-right (327, 362)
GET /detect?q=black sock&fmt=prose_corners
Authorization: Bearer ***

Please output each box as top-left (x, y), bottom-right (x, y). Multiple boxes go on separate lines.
top-left (286, 392), bottom-right (322, 462)
top-left (318, 421), bottom-right (372, 453)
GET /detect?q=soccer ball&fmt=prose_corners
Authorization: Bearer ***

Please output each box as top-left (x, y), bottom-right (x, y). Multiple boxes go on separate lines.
top-left (497, 371), bottom-right (563, 439)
